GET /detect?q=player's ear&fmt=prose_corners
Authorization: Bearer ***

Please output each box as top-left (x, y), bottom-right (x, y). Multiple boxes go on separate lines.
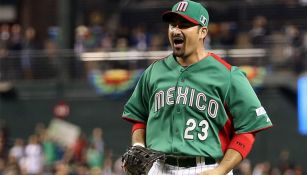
top-left (200, 27), bottom-right (208, 39)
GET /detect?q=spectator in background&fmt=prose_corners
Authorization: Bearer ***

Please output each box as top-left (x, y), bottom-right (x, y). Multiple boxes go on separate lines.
top-left (130, 25), bottom-right (149, 51)
top-left (75, 24), bottom-right (104, 52)
top-left (235, 159), bottom-right (252, 175)
top-left (74, 163), bottom-right (90, 175)
top-left (0, 24), bottom-right (10, 44)
top-left (9, 24), bottom-right (22, 50)
top-left (41, 134), bottom-right (57, 171)
top-left (102, 151), bottom-right (113, 175)
top-left (270, 167), bottom-right (282, 175)
top-left (89, 11), bottom-right (105, 51)
top-left (252, 161), bottom-right (272, 175)
top-left (54, 161), bottom-right (70, 175)
top-left (0, 119), bottom-right (9, 159)
top-left (100, 33), bottom-right (114, 51)
top-left (0, 138), bottom-right (5, 163)
top-left (34, 123), bottom-right (46, 141)
top-left (90, 167), bottom-right (103, 175)
top-left (278, 149), bottom-right (293, 173)
top-left (91, 128), bottom-right (104, 155)
top-left (8, 24), bottom-right (23, 79)
top-left (2, 163), bottom-right (21, 175)
top-left (86, 144), bottom-right (103, 170)
top-left (21, 27), bottom-right (40, 79)
top-left (115, 37), bottom-right (129, 52)
top-left (75, 25), bottom-right (90, 54)
top-left (80, 27), bottom-right (97, 51)
top-left (293, 165), bottom-right (303, 175)
top-left (0, 42), bottom-right (9, 81)
top-left (285, 25), bottom-right (302, 48)
top-left (20, 135), bottom-right (43, 175)
top-left (219, 22), bottom-right (238, 48)
top-left (148, 34), bottom-right (164, 51)
top-left (115, 26), bottom-right (130, 43)
top-left (8, 138), bottom-right (24, 163)
top-left (38, 39), bottom-right (57, 79)
top-left (249, 16), bottom-right (271, 47)
top-left (0, 24), bottom-right (10, 80)
top-left (0, 158), bottom-right (5, 174)
top-left (72, 132), bottom-right (87, 164)
top-left (284, 24), bottom-right (305, 74)
top-left (85, 128), bottom-right (104, 170)
top-left (207, 22), bottom-right (224, 48)
top-left (112, 157), bottom-right (125, 175)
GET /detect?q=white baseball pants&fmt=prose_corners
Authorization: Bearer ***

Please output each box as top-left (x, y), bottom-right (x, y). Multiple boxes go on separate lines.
top-left (147, 161), bottom-right (233, 175)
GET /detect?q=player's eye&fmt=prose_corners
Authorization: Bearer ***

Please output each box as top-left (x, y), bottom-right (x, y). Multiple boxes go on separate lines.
top-left (169, 22), bottom-right (195, 29)
top-left (179, 23), bottom-right (194, 29)
top-left (169, 23), bottom-right (177, 28)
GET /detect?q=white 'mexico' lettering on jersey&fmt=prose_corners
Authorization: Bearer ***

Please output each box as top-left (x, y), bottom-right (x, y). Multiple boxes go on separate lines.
top-left (208, 99), bottom-right (218, 118)
top-left (196, 93), bottom-right (206, 111)
top-left (154, 86), bottom-right (220, 117)
top-left (176, 1), bottom-right (189, 12)
top-left (166, 87), bottom-right (175, 105)
top-left (189, 88), bottom-right (195, 107)
top-left (155, 91), bottom-right (164, 112)
top-left (256, 106), bottom-right (266, 116)
top-left (176, 87), bottom-right (189, 105)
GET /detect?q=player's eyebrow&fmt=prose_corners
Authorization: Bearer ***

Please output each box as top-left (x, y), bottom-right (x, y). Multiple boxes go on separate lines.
top-left (169, 20), bottom-right (197, 29)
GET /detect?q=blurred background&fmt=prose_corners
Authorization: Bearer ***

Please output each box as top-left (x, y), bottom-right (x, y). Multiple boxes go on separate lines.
top-left (0, 0), bottom-right (307, 174)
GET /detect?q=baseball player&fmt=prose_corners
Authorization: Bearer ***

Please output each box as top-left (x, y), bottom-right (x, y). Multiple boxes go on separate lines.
top-left (122, 0), bottom-right (273, 174)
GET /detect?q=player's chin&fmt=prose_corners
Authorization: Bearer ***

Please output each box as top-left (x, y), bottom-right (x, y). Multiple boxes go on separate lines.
top-left (172, 48), bottom-right (185, 57)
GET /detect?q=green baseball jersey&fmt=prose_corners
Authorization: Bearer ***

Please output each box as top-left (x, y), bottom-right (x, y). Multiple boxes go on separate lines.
top-left (122, 53), bottom-right (272, 160)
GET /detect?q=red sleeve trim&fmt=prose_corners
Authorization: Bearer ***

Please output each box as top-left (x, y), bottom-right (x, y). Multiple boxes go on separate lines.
top-left (122, 116), bottom-right (145, 124)
top-left (251, 125), bottom-right (273, 133)
top-left (209, 52), bottom-right (232, 70)
top-left (132, 123), bottom-right (146, 133)
top-left (227, 133), bottom-right (255, 159)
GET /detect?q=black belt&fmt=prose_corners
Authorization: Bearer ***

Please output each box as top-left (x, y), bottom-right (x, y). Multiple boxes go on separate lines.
top-left (164, 156), bottom-right (216, 167)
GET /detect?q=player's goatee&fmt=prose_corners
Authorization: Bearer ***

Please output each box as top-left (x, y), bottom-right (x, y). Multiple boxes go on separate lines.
top-left (172, 46), bottom-right (185, 57)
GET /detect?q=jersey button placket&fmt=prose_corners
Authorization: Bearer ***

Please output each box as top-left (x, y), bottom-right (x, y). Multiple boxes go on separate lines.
top-left (176, 108), bottom-right (181, 113)
top-left (176, 69), bottom-right (185, 114)
top-left (179, 68), bottom-right (186, 83)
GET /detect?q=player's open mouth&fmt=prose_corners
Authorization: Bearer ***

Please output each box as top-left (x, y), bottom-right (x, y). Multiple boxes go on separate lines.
top-left (173, 36), bottom-right (184, 48)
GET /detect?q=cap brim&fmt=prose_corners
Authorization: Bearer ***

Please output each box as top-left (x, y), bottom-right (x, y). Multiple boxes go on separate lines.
top-left (162, 11), bottom-right (199, 25)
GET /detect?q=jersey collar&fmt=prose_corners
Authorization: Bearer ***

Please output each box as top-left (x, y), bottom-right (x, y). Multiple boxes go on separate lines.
top-left (165, 54), bottom-right (182, 71)
top-left (165, 53), bottom-right (212, 72)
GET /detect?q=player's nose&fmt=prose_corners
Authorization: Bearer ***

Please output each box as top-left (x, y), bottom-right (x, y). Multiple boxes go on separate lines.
top-left (170, 25), bottom-right (182, 34)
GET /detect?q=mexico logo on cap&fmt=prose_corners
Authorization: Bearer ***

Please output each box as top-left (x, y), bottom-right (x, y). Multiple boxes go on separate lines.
top-left (200, 15), bottom-right (207, 25)
top-left (176, 1), bottom-right (189, 12)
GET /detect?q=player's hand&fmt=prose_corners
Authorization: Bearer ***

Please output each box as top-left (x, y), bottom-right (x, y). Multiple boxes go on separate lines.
top-left (198, 168), bottom-right (225, 175)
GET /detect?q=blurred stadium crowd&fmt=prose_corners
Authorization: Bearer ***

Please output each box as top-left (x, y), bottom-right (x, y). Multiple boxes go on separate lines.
top-left (0, 121), bottom-right (126, 175)
top-left (0, 120), bottom-right (304, 175)
top-left (0, 13), bottom-right (307, 80)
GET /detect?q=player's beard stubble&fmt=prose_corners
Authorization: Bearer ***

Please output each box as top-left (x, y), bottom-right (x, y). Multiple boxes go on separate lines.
top-left (173, 46), bottom-right (185, 57)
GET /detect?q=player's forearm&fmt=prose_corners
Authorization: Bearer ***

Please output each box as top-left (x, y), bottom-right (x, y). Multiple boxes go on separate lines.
top-left (132, 128), bottom-right (146, 146)
top-left (215, 149), bottom-right (242, 174)
top-left (204, 133), bottom-right (255, 174)
top-left (199, 149), bottom-right (242, 175)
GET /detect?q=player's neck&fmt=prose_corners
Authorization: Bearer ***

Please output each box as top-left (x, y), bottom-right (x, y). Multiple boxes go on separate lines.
top-left (177, 50), bottom-right (209, 67)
